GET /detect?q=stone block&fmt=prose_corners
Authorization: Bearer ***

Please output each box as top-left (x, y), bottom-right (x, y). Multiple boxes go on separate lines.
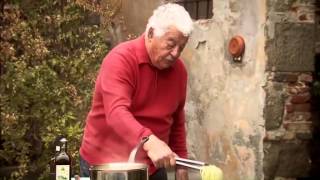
top-left (276, 142), bottom-right (311, 177)
top-left (290, 92), bottom-right (311, 103)
top-left (287, 84), bottom-right (310, 94)
top-left (316, 22), bottom-right (320, 53)
top-left (265, 129), bottom-right (286, 141)
top-left (283, 121), bottom-right (312, 132)
top-left (266, 23), bottom-right (315, 72)
top-left (272, 72), bottom-right (298, 82)
top-left (316, 42), bottom-right (320, 54)
top-left (263, 141), bottom-right (311, 179)
top-left (296, 131), bottom-right (313, 140)
top-left (285, 103), bottom-right (311, 113)
top-left (268, 0), bottom-right (315, 23)
top-left (267, 0), bottom-right (295, 12)
top-left (298, 73), bottom-right (313, 83)
top-left (285, 104), bottom-right (295, 113)
top-left (282, 131), bottom-right (296, 140)
top-left (263, 142), bottom-right (281, 180)
top-left (265, 129), bottom-right (296, 141)
top-left (264, 82), bottom-right (286, 130)
top-left (274, 177), bottom-right (296, 180)
top-left (285, 111), bottom-right (312, 121)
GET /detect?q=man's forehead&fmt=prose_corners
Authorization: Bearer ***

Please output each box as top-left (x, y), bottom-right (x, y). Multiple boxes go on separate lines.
top-left (162, 28), bottom-right (186, 38)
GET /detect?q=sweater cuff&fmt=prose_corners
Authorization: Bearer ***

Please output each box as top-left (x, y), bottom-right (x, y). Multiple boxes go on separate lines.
top-left (138, 128), bottom-right (153, 141)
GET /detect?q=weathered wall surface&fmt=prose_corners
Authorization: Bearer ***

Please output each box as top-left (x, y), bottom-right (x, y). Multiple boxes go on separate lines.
top-left (182, 1), bottom-right (266, 179)
top-left (101, 0), bottom-right (161, 46)
top-left (117, 0), bottom-right (161, 38)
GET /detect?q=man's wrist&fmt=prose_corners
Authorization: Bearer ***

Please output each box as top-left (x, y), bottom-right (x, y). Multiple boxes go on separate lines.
top-left (143, 134), bottom-right (154, 151)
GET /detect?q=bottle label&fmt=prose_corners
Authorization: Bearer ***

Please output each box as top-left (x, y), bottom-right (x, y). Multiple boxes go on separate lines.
top-left (56, 165), bottom-right (70, 180)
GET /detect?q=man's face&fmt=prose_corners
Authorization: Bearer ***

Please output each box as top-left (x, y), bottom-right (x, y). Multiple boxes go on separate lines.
top-left (147, 26), bottom-right (189, 70)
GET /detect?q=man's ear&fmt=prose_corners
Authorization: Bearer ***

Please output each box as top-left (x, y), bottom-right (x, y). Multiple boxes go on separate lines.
top-left (147, 27), bottom-right (154, 39)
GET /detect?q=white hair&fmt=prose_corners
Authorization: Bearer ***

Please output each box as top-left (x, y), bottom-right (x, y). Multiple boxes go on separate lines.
top-left (146, 3), bottom-right (193, 37)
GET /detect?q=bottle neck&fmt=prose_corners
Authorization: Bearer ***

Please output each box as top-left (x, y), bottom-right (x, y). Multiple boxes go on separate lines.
top-left (60, 143), bottom-right (67, 152)
top-left (55, 146), bottom-right (60, 152)
top-left (59, 138), bottom-right (68, 153)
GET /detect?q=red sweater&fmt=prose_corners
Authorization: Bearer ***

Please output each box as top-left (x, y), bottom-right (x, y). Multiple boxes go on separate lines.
top-left (80, 35), bottom-right (188, 174)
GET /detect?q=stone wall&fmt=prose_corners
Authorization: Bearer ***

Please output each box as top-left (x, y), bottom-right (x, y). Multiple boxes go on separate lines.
top-left (264, 0), bottom-right (317, 179)
top-left (311, 0), bottom-right (320, 177)
top-left (263, 73), bottom-right (313, 179)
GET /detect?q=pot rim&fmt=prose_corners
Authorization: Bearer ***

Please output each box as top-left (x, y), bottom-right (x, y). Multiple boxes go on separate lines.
top-left (90, 162), bottom-right (148, 171)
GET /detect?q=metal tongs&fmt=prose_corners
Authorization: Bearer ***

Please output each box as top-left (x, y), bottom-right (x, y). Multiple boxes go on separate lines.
top-left (175, 157), bottom-right (208, 170)
top-left (128, 137), bottom-right (208, 170)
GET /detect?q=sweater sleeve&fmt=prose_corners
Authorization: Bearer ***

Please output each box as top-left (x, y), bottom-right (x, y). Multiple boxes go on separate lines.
top-left (99, 51), bottom-right (153, 147)
top-left (169, 100), bottom-right (188, 158)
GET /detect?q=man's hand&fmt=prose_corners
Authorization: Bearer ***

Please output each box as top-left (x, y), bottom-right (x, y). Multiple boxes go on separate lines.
top-left (176, 167), bottom-right (188, 180)
top-left (143, 134), bottom-right (176, 168)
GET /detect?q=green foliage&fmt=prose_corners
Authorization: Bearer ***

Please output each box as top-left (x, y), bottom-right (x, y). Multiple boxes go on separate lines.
top-left (0, 0), bottom-right (110, 179)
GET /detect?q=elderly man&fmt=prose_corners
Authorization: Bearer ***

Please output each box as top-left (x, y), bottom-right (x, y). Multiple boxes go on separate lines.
top-left (79, 3), bottom-right (193, 180)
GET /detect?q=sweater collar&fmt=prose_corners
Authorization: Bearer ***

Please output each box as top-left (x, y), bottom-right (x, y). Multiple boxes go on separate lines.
top-left (135, 34), bottom-right (151, 64)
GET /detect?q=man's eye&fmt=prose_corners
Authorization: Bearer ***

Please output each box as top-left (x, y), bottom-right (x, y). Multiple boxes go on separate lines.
top-left (166, 43), bottom-right (175, 49)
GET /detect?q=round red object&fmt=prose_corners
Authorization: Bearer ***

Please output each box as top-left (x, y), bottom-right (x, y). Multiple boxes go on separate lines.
top-left (228, 35), bottom-right (245, 57)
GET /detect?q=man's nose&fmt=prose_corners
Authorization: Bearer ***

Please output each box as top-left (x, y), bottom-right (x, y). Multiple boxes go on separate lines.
top-left (170, 46), bottom-right (181, 58)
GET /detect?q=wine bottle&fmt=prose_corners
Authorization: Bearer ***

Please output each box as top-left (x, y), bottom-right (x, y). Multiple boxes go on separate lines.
top-left (50, 145), bottom-right (60, 180)
top-left (55, 138), bottom-right (71, 180)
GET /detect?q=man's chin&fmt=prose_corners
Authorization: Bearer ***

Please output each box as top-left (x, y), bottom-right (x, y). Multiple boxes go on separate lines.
top-left (154, 60), bottom-right (175, 70)
top-left (161, 62), bottom-right (174, 69)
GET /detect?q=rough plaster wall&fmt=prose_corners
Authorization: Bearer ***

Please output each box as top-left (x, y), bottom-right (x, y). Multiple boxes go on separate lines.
top-left (182, 0), bottom-right (266, 179)
top-left (101, 0), bottom-right (161, 46)
top-left (120, 0), bottom-right (161, 37)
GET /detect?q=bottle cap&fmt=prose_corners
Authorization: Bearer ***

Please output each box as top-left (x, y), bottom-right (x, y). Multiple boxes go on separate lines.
top-left (60, 138), bottom-right (67, 143)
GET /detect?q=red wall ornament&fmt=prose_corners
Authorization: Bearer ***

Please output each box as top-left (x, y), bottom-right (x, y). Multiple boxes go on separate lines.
top-left (228, 35), bottom-right (245, 62)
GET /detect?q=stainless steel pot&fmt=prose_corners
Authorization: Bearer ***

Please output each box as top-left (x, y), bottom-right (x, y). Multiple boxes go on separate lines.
top-left (90, 137), bottom-right (149, 180)
top-left (90, 162), bottom-right (148, 180)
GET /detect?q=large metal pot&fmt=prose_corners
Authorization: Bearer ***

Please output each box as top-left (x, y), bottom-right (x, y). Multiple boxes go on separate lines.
top-left (90, 137), bottom-right (149, 180)
top-left (90, 162), bottom-right (148, 180)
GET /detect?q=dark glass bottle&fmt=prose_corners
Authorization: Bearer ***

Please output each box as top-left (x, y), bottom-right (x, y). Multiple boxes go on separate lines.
top-left (55, 138), bottom-right (71, 180)
top-left (50, 145), bottom-right (60, 180)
